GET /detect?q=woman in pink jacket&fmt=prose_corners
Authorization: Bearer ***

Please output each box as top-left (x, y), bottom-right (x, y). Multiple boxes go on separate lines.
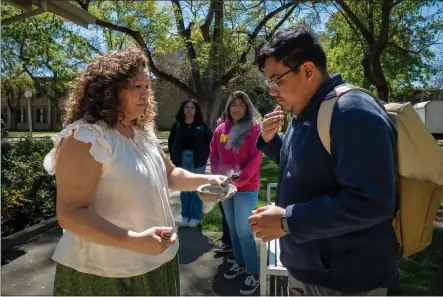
top-left (210, 91), bottom-right (263, 296)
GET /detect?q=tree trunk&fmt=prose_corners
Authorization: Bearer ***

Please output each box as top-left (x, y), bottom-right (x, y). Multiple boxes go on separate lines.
top-left (376, 84), bottom-right (389, 103)
top-left (205, 0), bottom-right (224, 131)
top-left (361, 55), bottom-right (390, 102)
top-left (206, 85), bottom-right (223, 130)
top-left (372, 55), bottom-right (389, 102)
top-left (6, 89), bottom-right (19, 130)
top-left (10, 108), bottom-right (18, 130)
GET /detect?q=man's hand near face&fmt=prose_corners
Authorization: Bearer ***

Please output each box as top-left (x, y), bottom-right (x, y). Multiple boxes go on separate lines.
top-left (261, 106), bottom-right (285, 143)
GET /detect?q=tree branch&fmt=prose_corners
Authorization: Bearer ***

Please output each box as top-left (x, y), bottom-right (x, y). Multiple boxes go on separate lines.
top-left (66, 30), bottom-right (103, 55)
top-left (206, 0), bottom-right (224, 93)
top-left (74, 0), bottom-right (91, 11)
top-left (388, 40), bottom-right (442, 54)
top-left (331, 4), bottom-right (367, 54)
top-left (200, 0), bottom-right (216, 42)
top-left (333, 0), bottom-right (375, 44)
top-left (211, 0), bottom-right (224, 44)
top-left (225, 0), bottom-right (265, 12)
top-left (361, 57), bottom-right (384, 86)
top-left (250, 1), bottom-right (294, 39)
top-left (392, 0), bottom-right (406, 8)
top-left (171, 0), bottom-right (187, 35)
top-left (368, 0), bottom-right (374, 35)
top-left (371, 0), bottom-right (393, 58)
top-left (268, 4), bottom-right (297, 40)
top-left (86, 40), bottom-right (102, 55)
top-left (20, 52), bottom-right (57, 103)
top-left (388, 42), bottom-right (419, 54)
top-left (221, 1), bottom-right (296, 84)
top-left (171, 0), bottom-right (204, 95)
top-left (92, 19), bottom-right (201, 100)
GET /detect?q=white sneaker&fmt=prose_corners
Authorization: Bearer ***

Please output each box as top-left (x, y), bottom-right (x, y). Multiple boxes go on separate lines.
top-left (187, 218), bottom-right (200, 228)
top-left (181, 217), bottom-right (189, 226)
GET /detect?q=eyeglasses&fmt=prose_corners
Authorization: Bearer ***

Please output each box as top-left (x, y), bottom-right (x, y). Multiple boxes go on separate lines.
top-left (265, 63), bottom-right (304, 91)
top-left (265, 68), bottom-right (293, 91)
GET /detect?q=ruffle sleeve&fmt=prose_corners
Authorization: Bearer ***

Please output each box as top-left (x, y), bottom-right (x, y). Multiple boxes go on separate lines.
top-left (43, 120), bottom-right (112, 175)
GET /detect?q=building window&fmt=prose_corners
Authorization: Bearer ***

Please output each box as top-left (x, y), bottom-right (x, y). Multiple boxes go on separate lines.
top-left (36, 108), bottom-right (46, 123)
top-left (19, 108), bottom-right (27, 123)
top-left (2, 108), bottom-right (8, 124)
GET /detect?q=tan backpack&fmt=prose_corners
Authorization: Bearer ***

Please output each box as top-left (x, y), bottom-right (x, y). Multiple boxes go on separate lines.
top-left (317, 84), bottom-right (443, 258)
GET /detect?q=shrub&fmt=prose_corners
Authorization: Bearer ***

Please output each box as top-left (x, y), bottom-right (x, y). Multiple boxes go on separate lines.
top-left (1, 135), bottom-right (56, 236)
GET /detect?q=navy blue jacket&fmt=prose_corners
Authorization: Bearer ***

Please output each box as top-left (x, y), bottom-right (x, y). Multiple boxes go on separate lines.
top-left (257, 74), bottom-right (398, 293)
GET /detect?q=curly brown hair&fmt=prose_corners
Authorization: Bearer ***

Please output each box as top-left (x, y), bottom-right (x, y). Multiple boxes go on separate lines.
top-left (63, 47), bottom-right (156, 131)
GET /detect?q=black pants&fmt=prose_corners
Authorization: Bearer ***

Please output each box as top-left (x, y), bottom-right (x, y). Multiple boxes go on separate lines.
top-left (218, 202), bottom-right (232, 246)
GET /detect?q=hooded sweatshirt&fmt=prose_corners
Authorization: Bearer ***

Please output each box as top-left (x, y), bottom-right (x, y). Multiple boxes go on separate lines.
top-left (210, 119), bottom-right (262, 192)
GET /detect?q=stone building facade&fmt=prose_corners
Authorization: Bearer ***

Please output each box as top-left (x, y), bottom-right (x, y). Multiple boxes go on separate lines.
top-left (1, 78), bottom-right (187, 131)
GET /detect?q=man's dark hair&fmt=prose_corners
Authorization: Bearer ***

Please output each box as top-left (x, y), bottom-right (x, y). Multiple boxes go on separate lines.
top-left (257, 23), bottom-right (327, 74)
top-left (175, 98), bottom-right (205, 124)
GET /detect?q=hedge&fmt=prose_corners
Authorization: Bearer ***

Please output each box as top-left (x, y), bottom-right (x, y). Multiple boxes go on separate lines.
top-left (1, 136), bottom-right (56, 237)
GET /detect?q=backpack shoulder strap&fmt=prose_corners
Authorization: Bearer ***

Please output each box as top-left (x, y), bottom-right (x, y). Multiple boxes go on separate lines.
top-left (317, 84), bottom-right (379, 154)
top-left (317, 95), bottom-right (339, 154)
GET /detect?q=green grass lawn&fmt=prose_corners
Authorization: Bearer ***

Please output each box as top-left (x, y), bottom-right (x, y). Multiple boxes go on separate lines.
top-left (389, 227), bottom-right (443, 295)
top-left (201, 156), bottom-right (443, 295)
top-left (8, 131), bottom-right (58, 137)
top-left (156, 130), bottom-right (170, 137)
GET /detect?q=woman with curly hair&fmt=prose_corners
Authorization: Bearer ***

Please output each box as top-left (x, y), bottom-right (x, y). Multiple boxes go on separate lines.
top-left (168, 99), bottom-right (212, 228)
top-left (43, 47), bottom-right (227, 296)
top-left (209, 91), bottom-right (263, 295)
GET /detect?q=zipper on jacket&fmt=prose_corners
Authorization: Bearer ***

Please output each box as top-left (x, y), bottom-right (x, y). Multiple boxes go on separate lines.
top-left (274, 126), bottom-right (295, 206)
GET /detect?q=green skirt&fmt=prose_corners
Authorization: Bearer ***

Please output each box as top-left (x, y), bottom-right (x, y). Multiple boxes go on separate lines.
top-left (53, 255), bottom-right (180, 296)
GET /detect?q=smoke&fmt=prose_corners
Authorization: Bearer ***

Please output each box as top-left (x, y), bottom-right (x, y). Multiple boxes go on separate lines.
top-left (216, 164), bottom-right (242, 178)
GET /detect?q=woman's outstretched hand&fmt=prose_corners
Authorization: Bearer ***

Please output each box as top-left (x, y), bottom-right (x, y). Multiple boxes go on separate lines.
top-left (207, 175), bottom-right (229, 186)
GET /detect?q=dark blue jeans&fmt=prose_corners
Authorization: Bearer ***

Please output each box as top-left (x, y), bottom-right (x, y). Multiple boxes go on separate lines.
top-left (219, 202), bottom-right (232, 247)
top-left (180, 150), bottom-right (205, 220)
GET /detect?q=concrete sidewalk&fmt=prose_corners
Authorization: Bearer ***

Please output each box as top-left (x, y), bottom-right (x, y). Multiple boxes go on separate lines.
top-left (1, 184), bottom-right (256, 296)
top-left (1, 228), bottom-right (251, 296)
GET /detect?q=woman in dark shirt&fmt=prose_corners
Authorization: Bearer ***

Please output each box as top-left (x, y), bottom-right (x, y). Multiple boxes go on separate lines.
top-left (168, 99), bottom-right (212, 227)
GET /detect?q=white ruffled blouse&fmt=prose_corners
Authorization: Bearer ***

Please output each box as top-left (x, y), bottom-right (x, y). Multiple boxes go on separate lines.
top-left (43, 119), bottom-right (178, 278)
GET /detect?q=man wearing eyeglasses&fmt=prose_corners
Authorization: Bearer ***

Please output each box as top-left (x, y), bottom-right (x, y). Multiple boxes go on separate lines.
top-left (248, 24), bottom-right (398, 296)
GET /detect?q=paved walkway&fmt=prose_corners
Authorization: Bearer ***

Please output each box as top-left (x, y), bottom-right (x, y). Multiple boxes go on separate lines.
top-left (1, 170), bottom-right (258, 296)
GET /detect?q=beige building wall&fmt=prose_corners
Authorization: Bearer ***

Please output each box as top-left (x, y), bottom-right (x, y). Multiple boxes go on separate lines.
top-left (152, 79), bottom-right (187, 130)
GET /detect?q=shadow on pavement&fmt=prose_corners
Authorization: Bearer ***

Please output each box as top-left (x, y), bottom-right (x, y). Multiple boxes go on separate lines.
top-left (1, 248), bottom-right (26, 266)
top-left (178, 227), bottom-right (215, 264)
top-left (1, 227), bottom-right (62, 266)
top-left (177, 227), bottom-right (259, 296)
